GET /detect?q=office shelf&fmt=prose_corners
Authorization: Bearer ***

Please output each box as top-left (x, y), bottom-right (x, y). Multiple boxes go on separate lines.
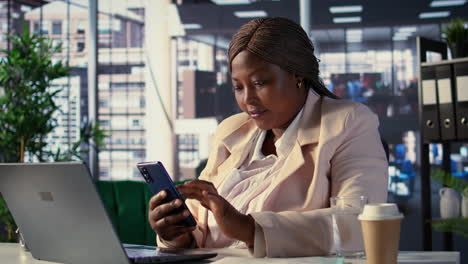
top-left (422, 57), bottom-right (468, 68)
top-left (417, 36), bottom-right (468, 251)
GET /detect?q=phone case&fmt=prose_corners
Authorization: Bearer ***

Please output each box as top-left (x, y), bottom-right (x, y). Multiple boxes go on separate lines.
top-left (137, 161), bottom-right (196, 227)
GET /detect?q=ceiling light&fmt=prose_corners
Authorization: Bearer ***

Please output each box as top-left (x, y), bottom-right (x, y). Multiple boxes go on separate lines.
top-left (234, 10), bottom-right (268, 18)
top-left (330, 5), bottom-right (363, 14)
top-left (333, 17), bottom-right (361, 23)
top-left (419, 11), bottom-right (450, 19)
top-left (183, 24), bottom-right (202, 30)
top-left (430, 0), bottom-right (466, 7)
top-left (398, 26), bottom-right (417, 32)
top-left (211, 0), bottom-right (252, 5)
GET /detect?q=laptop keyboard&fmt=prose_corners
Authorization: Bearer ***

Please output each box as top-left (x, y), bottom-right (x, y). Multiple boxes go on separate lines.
top-left (126, 248), bottom-right (177, 258)
top-left (124, 246), bottom-right (216, 263)
top-left (126, 248), bottom-right (188, 264)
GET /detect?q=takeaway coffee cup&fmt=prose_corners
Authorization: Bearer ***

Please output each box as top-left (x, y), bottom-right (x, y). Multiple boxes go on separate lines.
top-left (358, 203), bottom-right (403, 264)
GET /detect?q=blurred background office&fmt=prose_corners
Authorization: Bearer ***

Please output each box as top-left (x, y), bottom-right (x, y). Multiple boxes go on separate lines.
top-left (0, 0), bottom-right (467, 261)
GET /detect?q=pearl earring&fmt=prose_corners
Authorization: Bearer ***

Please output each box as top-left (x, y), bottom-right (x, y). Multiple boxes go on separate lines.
top-left (297, 82), bottom-right (302, 89)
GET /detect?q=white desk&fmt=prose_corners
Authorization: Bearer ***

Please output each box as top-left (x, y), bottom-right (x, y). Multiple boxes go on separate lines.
top-left (0, 243), bottom-right (460, 264)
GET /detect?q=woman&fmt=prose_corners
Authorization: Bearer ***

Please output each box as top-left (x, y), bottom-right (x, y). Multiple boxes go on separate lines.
top-left (148, 17), bottom-right (388, 257)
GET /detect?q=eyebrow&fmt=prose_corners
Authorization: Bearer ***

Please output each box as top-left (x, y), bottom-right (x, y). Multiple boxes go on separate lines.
top-left (231, 66), bottom-right (270, 81)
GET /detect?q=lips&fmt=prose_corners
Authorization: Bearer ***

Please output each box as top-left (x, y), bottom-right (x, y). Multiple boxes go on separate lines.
top-left (248, 109), bottom-right (268, 119)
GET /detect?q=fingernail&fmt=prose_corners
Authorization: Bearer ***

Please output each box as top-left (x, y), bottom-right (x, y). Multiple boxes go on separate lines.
top-left (183, 210), bottom-right (190, 217)
top-left (173, 199), bottom-right (181, 206)
top-left (160, 191), bottom-right (166, 198)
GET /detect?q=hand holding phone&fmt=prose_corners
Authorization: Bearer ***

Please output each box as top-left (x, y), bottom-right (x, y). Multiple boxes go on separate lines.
top-left (137, 161), bottom-right (197, 246)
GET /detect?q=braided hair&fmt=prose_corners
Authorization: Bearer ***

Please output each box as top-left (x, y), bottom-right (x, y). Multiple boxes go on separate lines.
top-left (228, 17), bottom-right (338, 99)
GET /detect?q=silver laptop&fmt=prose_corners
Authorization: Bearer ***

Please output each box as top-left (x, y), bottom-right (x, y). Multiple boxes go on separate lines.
top-left (0, 162), bottom-right (216, 264)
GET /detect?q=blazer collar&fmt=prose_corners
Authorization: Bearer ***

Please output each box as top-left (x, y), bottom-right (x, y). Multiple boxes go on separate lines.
top-left (212, 90), bottom-right (323, 198)
top-left (221, 89), bottom-right (322, 151)
top-left (212, 118), bottom-right (257, 187)
top-left (215, 89), bottom-right (322, 183)
top-left (296, 89), bottom-right (322, 146)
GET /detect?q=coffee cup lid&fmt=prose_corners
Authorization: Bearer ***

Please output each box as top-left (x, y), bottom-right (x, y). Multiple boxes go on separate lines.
top-left (358, 203), bottom-right (403, 221)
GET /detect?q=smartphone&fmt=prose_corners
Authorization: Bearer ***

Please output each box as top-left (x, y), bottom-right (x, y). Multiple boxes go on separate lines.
top-left (137, 161), bottom-right (196, 227)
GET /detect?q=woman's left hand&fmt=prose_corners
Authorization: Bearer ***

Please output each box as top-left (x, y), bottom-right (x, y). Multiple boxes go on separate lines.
top-left (177, 180), bottom-right (255, 247)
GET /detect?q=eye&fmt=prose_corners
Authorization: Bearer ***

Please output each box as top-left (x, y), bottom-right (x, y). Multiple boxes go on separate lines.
top-left (253, 80), bottom-right (265, 87)
top-left (232, 84), bottom-right (243, 92)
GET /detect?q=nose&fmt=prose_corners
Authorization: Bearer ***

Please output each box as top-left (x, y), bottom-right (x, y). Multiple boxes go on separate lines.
top-left (243, 86), bottom-right (258, 105)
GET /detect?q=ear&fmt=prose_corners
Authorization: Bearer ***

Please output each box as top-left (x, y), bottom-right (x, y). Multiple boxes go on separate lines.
top-left (294, 75), bottom-right (304, 84)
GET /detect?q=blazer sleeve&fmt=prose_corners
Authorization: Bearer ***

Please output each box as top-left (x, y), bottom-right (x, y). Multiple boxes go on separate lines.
top-left (249, 103), bottom-right (388, 257)
top-left (329, 103), bottom-right (388, 203)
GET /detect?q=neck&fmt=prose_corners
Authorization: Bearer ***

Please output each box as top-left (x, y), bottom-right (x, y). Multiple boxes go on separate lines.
top-left (271, 128), bottom-right (285, 143)
top-left (271, 92), bottom-right (308, 141)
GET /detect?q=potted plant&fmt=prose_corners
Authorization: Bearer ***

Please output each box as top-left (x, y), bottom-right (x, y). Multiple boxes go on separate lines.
top-left (0, 25), bottom-right (106, 242)
top-left (431, 169), bottom-right (468, 237)
top-left (442, 18), bottom-right (468, 59)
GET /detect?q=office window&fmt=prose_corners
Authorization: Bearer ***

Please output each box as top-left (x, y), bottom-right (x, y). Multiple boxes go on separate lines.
top-left (76, 41), bottom-right (84, 52)
top-left (52, 21), bottom-right (61, 35)
top-left (177, 134), bottom-right (200, 166)
top-left (41, 20), bottom-right (49, 34)
top-left (99, 99), bottom-right (109, 108)
top-left (111, 117), bottom-right (129, 129)
top-left (100, 120), bottom-right (110, 127)
top-left (33, 21), bottom-right (40, 34)
top-left (99, 168), bottom-right (109, 178)
top-left (76, 20), bottom-right (86, 34)
top-left (133, 151), bottom-right (145, 159)
top-left (97, 0), bottom-right (146, 181)
top-left (132, 119), bottom-right (141, 127)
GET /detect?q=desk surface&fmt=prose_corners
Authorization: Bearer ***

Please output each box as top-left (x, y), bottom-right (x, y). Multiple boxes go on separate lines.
top-left (0, 243), bottom-right (460, 264)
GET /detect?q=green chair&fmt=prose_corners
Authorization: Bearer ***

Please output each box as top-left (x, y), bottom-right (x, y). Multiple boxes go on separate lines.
top-left (95, 180), bottom-right (156, 246)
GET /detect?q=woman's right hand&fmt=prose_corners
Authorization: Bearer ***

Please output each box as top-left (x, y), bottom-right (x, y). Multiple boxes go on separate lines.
top-left (148, 190), bottom-right (196, 248)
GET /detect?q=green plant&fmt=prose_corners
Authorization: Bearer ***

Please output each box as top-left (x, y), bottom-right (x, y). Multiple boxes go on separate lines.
top-left (442, 18), bottom-right (468, 44)
top-left (0, 24), bottom-right (70, 162)
top-left (0, 25), bottom-right (107, 242)
top-left (431, 169), bottom-right (468, 198)
top-left (442, 18), bottom-right (468, 58)
top-left (52, 120), bottom-right (107, 161)
top-left (432, 218), bottom-right (468, 238)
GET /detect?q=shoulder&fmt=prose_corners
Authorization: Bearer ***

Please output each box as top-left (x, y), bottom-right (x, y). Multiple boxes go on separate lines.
top-left (321, 97), bottom-right (377, 123)
top-left (215, 112), bottom-right (251, 139)
top-left (318, 97), bottom-right (379, 136)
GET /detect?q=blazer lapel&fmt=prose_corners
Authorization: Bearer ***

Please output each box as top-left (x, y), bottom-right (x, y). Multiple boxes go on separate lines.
top-left (262, 91), bottom-right (323, 209)
top-left (211, 120), bottom-right (258, 187)
top-left (271, 90), bottom-right (322, 185)
top-left (297, 89), bottom-right (322, 146)
top-left (272, 140), bottom-right (305, 184)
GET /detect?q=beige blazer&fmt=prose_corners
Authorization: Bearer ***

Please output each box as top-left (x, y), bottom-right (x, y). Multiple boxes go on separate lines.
top-left (185, 90), bottom-right (388, 257)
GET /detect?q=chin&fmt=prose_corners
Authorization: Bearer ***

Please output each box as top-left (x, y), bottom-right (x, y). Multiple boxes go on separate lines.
top-left (252, 120), bottom-right (273, 131)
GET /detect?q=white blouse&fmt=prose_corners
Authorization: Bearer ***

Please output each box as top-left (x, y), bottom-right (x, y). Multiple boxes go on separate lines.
top-left (204, 106), bottom-right (305, 248)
